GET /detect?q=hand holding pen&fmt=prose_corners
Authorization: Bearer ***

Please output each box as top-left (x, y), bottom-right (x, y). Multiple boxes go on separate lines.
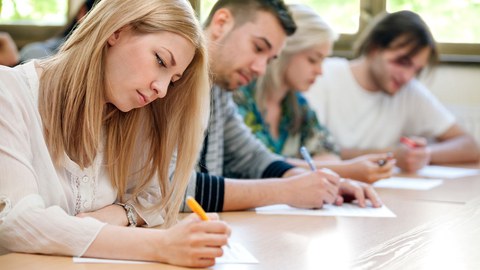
top-left (377, 152), bottom-right (394, 167)
top-left (298, 146), bottom-right (342, 206)
top-left (400, 136), bottom-right (421, 148)
top-left (341, 153), bottom-right (395, 183)
top-left (299, 146), bottom-right (382, 208)
top-left (396, 136), bottom-right (431, 172)
top-left (157, 196), bottom-right (230, 268)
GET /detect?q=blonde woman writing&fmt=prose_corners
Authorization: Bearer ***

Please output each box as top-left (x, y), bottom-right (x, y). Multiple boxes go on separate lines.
top-left (0, 0), bottom-right (230, 267)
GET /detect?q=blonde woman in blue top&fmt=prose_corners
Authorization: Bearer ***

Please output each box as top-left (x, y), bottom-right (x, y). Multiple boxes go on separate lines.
top-left (235, 4), bottom-right (395, 183)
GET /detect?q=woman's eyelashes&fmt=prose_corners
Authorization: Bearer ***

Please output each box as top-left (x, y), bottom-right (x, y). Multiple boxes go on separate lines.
top-left (308, 53), bottom-right (325, 64)
top-left (154, 53), bottom-right (176, 89)
top-left (254, 44), bottom-right (265, 53)
top-left (155, 53), bottom-right (167, 67)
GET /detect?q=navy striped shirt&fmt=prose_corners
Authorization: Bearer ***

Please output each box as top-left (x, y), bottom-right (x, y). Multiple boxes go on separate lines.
top-left (182, 86), bottom-right (294, 212)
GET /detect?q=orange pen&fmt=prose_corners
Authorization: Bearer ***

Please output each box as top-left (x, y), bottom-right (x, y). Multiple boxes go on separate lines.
top-left (186, 196), bottom-right (209, 221)
top-left (187, 196), bottom-right (231, 248)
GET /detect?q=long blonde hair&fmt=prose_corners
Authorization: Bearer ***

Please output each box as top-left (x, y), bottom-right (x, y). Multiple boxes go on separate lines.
top-left (38, 0), bottom-right (210, 227)
top-left (255, 4), bottom-right (337, 134)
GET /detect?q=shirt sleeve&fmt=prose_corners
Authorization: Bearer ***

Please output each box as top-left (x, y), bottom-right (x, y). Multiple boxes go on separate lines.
top-left (0, 81), bottom-right (105, 256)
top-left (19, 37), bottom-right (63, 63)
top-left (192, 160), bottom-right (294, 212)
top-left (124, 177), bottom-right (165, 228)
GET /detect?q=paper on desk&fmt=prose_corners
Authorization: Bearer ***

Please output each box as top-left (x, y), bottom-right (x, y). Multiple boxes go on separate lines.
top-left (217, 242), bottom-right (258, 264)
top-left (417, 165), bottom-right (480, 179)
top-left (374, 176), bottom-right (443, 190)
top-left (73, 242), bottom-right (258, 264)
top-left (256, 203), bottom-right (396, 218)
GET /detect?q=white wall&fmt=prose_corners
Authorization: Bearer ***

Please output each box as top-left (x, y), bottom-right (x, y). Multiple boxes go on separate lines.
top-left (421, 64), bottom-right (480, 106)
top-left (421, 64), bottom-right (480, 144)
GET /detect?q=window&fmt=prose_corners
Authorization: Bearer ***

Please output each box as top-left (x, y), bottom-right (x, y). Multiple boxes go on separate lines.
top-left (196, 0), bottom-right (480, 62)
top-left (285, 0), bottom-right (360, 34)
top-left (387, 0), bottom-right (480, 44)
top-left (199, 0), bottom-right (216, 23)
top-left (0, 0), bottom-right (67, 25)
top-left (0, 0), bottom-right (69, 49)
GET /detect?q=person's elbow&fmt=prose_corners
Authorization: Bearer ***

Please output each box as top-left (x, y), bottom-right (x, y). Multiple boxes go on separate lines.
top-left (468, 136), bottom-right (480, 162)
top-left (459, 134), bottom-right (480, 162)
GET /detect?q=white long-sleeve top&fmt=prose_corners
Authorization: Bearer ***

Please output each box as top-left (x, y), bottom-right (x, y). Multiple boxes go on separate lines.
top-left (0, 61), bottom-right (165, 256)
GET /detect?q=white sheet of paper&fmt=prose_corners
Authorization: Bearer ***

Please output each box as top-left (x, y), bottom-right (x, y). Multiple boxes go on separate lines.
top-left (217, 242), bottom-right (259, 264)
top-left (417, 165), bottom-right (480, 179)
top-left (256, 203), bottom-right (396, 218)
top-left (73, 242), bottom-right (258, 265)
top-left (374, 177), bottom-right (443, 190)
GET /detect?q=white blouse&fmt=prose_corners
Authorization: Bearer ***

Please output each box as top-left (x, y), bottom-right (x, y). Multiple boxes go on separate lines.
top-left (0, 62), bottom-right (165, 256)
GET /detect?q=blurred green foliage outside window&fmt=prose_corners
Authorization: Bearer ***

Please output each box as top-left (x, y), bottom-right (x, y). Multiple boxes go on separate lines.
top-left (0, 0), bottom-right (67, 25)
top-left (200, 0), bottom-right (480, 44)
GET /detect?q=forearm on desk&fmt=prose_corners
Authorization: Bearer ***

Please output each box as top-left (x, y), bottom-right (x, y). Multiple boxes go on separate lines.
top-left (191, 173), bottom-right (284, 212)
top-left (430, 134), bottom-right (480, 164)
top-left (84, 225), bottom-right (168, 262)
top-left (223, 178), bottom-right (287, 211)
top-left (191, 161), bottom-right (294, 212)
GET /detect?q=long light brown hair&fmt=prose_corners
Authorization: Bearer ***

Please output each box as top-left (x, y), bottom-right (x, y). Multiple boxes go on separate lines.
top-left (38, 0), bottom-right (210, 227)
top-left (255, 4), bottom-right (337, 134)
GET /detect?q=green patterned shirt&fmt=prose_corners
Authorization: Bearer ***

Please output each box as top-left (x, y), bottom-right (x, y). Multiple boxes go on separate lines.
top-left (234, 82), bottom-right (340, 158)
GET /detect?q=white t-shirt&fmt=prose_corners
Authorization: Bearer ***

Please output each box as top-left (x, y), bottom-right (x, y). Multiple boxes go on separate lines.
top-left (0, 62), bottom-right (164, 256)
top-left (304, 57), bottom-right (455, 150)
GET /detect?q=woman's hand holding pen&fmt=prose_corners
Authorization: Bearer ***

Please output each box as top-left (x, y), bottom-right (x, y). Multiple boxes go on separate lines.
top-left (343, 153), bottom-right (396, 183)
top-left (395, 136), bottom-right (431, 173)
top-left (158, 212), bottom-right (231, 268)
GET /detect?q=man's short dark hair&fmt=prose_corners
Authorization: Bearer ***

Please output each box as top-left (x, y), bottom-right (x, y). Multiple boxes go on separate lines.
top-left (204, 0), bottom-right (297, 36)
top-left (354, 10), bottom-right (438, 66)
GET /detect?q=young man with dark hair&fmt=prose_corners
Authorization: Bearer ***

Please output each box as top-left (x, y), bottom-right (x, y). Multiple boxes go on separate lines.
top-left (306, 10), bottom-right (479, 173)
top-left (184, 0), bottom-right (382, 212)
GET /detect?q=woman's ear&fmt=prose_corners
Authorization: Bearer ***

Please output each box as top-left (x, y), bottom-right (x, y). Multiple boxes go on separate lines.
top-left (107, 27), bottom-right (128, 46)
top-left (107, 31), bottom-right (121, 46)
top-left (209, 8), bottom-right (235, 40)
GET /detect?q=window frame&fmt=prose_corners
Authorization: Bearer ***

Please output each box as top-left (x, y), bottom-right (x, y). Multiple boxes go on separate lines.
top-left (361, 0), bottom-right (480, 63)
top-left (2, 0), bottom-right (478, 62)
top-left (191, 0), bottom-right (480, 63)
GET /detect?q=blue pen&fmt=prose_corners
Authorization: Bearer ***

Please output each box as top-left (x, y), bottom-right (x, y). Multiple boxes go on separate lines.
top-left (300, 146), bottom-right (317, 171)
